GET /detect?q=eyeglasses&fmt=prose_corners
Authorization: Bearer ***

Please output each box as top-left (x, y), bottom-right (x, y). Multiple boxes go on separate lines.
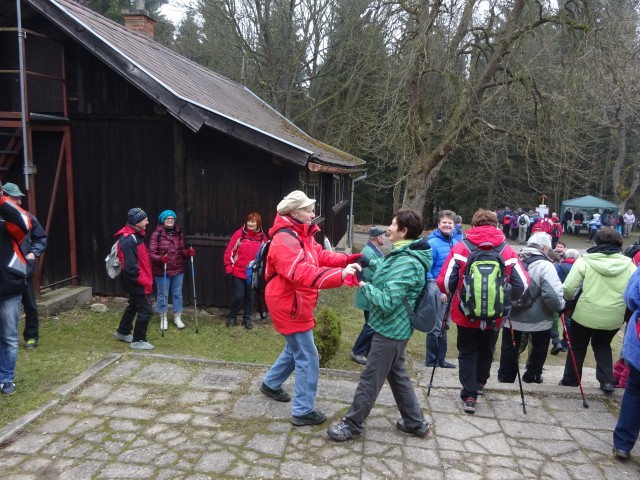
top-left (165, 217), bottom-right (175, 222)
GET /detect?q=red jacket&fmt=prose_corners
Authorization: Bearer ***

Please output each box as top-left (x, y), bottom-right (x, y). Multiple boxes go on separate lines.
top-left (223, 226), bottom-right (267, 279)
top-left (116, 225), bottom-right (153, 295)
top-left (265, 214), bottom-right (349, 334)
top-left (532, 217), bottom-right (553, 234)
top-left (148, 224), bottom-right (189, 277)
top-left (0, 196), bottom-right (30, 299)
top-left (436, 225), bottom-right (529, 329)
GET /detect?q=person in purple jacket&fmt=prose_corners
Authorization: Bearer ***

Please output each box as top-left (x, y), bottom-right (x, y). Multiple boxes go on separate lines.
top-left (148, 210), bottom-right (194, 332)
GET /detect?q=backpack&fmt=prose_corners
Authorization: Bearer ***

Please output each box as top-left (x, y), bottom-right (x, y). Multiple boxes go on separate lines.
top-left (511, 256), bottom-right (546, 311)
top-left (458, 240), bottom-right (511, 322)
top-left (246, 228), bottom-right (303, 291)
top-left (401, 251), bottom-right (443, 333)
top-left (105, 240), bottom-right (121, 279)
top-left (518, 215), bottom-right (527, 226)
top-left (623, 242), bottom-right (640, 259)
top-left (551, 223), bottom-right (561, 237)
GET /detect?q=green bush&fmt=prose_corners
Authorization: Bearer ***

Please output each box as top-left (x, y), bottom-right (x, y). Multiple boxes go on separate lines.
top-left (315, 307), bottom-right (342, 367)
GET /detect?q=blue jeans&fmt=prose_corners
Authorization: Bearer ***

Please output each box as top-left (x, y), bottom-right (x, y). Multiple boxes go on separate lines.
top-left (154, 273), bottom-right (184, 314)
top-left (0, 294), bottom-right (21, 383)
top-left (352, 310), bottom-right (374, 356)
top-left (613, 364), bottom-right (640, 453)
top-left (263, 329), bottom-right (319, 416)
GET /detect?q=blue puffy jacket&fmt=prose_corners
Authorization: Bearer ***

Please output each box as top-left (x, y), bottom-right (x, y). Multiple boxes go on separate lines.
top-left (623, 268), bottom-right (640, 370)
top-left (426, 229), bottom-right (458, 279)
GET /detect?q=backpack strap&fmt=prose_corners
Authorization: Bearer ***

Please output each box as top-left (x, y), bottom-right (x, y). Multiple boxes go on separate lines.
top-left (401, 250), bottom-right (429, 318)
top-left (263, 228), bottom-right (305, 287)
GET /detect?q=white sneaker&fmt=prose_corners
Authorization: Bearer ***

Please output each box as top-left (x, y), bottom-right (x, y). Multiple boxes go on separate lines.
top-left (160, 314), bottom-right (168, 331)
top-left (130, 340), bottom-right (155, 350)
top-left (174, 315), bottom-right (185, 330)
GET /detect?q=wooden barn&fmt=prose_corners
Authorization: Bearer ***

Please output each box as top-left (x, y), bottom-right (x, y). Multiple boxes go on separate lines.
top-left (0, 0), bottom-right (364, 306)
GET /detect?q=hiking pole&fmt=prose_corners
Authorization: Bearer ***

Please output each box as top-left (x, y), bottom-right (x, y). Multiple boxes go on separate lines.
top-left (507, 314), bottom-right (527, 414)
top-left (427, 297), bottom-right (451, 396)
top-left (162, 262), bottom-right (167, 337)
top-left (559, 313), bottom-right (589, 408)
top-left (190, 255), bottom-right (199, 333)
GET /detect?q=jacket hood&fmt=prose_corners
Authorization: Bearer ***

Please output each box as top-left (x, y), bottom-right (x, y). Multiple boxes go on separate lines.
top-left (465, 225), bottom-right (505, 248)
top-left (269, 214), bottom-right (319, 239)
top-left (115, 224), bottom-right (142, 238)
top-left (518, 246), bottom-right (550, 262)
top-left (583, 253), bottom-right (632, 277)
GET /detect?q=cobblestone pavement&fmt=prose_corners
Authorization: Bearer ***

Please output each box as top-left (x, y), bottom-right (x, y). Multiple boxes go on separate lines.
top-left (0, 353), bottom-right (638, 479)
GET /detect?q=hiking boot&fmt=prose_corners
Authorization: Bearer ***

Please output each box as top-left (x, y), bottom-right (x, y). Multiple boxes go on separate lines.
top-left (439, 361), bottom-right (456, 369)
top-left (260, 382), bottom-right (291, 402)
top-left (350, 351), bottom-right (367, 365)
top-left (395, 419), bottom-right (430, 438)
top-left (327, 420), bottom-right (361, 441)
top-left (600, 382), bottom-right (615, 394)
top-left (550, 344), bottom-right (567, 355)
top-left (160, 314), bottom-right (168, 331)
top-left (113, 331), bottom-right (133, 343)
top-left (613, 447), bottom-right (630, 460)
top-left (24, 338), bottom-right (38, 349)
top-left (522, 373), bottom-right (543, 384)
top-left (477, 383), bottom-right (485, 395)
top-left (463, 397), bottom-right (476, 414)
top-left (226, 318), bottom-right (235, 327)
top-left (291, 410), bottom-right (326, 426)
top-left (0, 382), bottom-right (16, 395)
top-left (174, 315), bottom-right (185, 330)
top-left (130, 340), bottom-right (155, 350)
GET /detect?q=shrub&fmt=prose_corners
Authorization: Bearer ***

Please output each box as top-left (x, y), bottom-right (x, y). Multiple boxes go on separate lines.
top-left (314, 307), bottom-right (342, 367)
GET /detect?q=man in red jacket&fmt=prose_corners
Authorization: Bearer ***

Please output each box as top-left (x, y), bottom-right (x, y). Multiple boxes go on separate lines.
top-left (437, 209), bottom-right (528, 414)
top-left (259, 190), bottom-right (362, 427)
top-left (113, 208), bottom-right (154, 350)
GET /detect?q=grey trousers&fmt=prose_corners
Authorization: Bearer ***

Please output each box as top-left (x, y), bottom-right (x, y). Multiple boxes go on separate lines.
top-left (344, 333), bottom-right (426, 433)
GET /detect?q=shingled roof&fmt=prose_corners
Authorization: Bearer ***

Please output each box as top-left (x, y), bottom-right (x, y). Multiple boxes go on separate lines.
top-left (26, 0), bottom-right (365, 171)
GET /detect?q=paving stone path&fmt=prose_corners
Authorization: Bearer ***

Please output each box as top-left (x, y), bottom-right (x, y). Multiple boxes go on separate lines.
top-left (0, 353), bottom-right (639, 479)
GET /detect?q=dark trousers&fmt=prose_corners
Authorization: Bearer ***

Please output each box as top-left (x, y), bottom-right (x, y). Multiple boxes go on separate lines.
top-left (503, 224), bottom-right (510, 236)
top-left (498, 327), bottom-right (550, 382)
top-left (456, 324), bottom-right (499, 400)
top-left (345, 333), bottom-right (425, 434)
top-left (255, 289), bottom-right (267, 317)
top-left (117, 293), bottom-right (152, 342)
top-left (561, 319), bottom-right (618, 385)
top-left (229, 276), bottom-right (254, 322)
top-left (352, 310), bottom-right (374, 356)
top-left (22, 276), bottom-right (39, 341)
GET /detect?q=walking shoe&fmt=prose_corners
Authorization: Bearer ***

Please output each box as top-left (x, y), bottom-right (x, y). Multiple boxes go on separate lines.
top-left (439, 361), bottom-right (456, 369)
top-left (259, 382), bottom-right (291, 402)
top-left (395, 419), bottom-right (430, 438)
top-left (291, 410), bottom-right (326, 426)
top-left (522, 373), bottom-right (543, 384)
top-left (113, 331), bottom-right (133, 343)
top-left (600, 382), bottom-right (615, 394)
top-left (558, 379), bottom-right (579, 387)
top-left (349, 351), bottom-right (367, 365)
top-left (327, 421), bottom-right (361, 441)
top-left (174, 316), bottom-right (185, 330)
top-left (226, 318), bottom-right (235, 327)
top-left (463, 397), bottom-right (476, 414)
top-left (243, 321), bottom-right (253, 330)
top-left (130, 340), bottom-right (155, 350)
top-left (160, 314), bottom-right (168, 331)
top-left (613, 447), bottom-right (630, 460)
top-left (550, 344), bottom-right (567, 355)
top-left (477, 383), bottom-right (485, 395)
top-left (25, 338), bottom-right (38, 349)
top-left (0, 382), bottom-right (16, 395)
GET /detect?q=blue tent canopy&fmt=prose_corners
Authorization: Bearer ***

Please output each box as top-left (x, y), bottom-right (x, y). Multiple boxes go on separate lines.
top-left (561, 195), bottom-right (618, 211)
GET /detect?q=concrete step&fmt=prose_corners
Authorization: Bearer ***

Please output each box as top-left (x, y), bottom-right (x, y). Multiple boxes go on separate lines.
top-left (37, 286), bottom-right (92, 316)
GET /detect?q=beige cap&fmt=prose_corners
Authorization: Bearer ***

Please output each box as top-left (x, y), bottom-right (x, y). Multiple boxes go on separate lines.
top-left (277, 190), bottom-right (315, 215)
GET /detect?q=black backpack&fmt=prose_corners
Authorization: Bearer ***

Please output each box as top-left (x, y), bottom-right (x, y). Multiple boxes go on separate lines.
top-left (518, 215), bottom-right (527, 226)
top-left (624, 242), bottom-right (640, 259)
top-left (246, 228), bottom-right (303, 291)
top-left (511, 255), bottom-right (547, 311)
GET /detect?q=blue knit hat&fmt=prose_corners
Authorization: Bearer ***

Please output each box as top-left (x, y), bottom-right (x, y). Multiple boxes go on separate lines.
top-left (127, 207), bottom-right (147, 225)
top-left (158, 210), bottom-right (177, 224)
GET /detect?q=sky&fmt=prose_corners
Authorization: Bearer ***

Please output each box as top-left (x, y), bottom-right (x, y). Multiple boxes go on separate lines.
top-left (160, 0), bottom-right (191, 24)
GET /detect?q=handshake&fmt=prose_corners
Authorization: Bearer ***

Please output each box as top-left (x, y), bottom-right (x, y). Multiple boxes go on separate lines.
top-left (343, 254), bottom-right (370, 283)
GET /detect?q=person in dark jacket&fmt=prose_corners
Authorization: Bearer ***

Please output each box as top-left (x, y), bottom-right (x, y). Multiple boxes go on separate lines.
top-left (113, 208), bottom-right (155, 350)
top-left (149, 210), bottom-right (194, 332)
top-left (437, 209), bottom-right (529, 414)
top-left (0, 182), bottom-right (31, 396)
top-left (223, 212), bottom-right (267, 329)
top-left (1, 183), bottom-right (47, 349)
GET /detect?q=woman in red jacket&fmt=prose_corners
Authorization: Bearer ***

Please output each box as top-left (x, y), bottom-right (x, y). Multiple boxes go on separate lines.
top-left (223, 213), bottom-right (267, 329)
top-left (259, 190), bottom-right (362, 427)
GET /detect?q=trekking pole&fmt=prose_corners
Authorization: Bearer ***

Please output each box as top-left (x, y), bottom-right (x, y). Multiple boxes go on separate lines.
top-left (190, 255), bottom-right (199, 333)
top-left (162, 262), bottom-right (167, 337)
top-left (559, 313), bottom-right (589, 408)
top-left (507, 314), bottom-right (527, 414)
top-left (427, 297), bottom-right (451, 396)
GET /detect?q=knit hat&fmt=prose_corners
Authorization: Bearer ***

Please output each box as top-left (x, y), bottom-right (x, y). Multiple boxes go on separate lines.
top-left (276, 190), bottom-right (315, 215)
top-left (2, 182), bottom-right (25, 198)
top-left (127, 207), bottom-right (147, 225)
top-left (158, 210), bottom-right (177, 223)
top-left (369, 227), bottom-right (386, 237)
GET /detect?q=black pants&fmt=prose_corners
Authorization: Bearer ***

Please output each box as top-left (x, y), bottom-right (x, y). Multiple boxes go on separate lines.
top-left (561, 319), bottom-right (618, 385)
top-left (22, 275), bottom-right (39, 341)
top-left (498, 327), bottom-right (550, 382)
top-left (456, 324), bottom-right (499, 400)
top-left (117, 293), bottom-right (152, 342)
top-left (229, 276), bottom-right (254, 322)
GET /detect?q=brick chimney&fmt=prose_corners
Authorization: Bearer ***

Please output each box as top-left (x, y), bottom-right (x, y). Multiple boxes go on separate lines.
top-left (122, 0), bottom-right (156, 40)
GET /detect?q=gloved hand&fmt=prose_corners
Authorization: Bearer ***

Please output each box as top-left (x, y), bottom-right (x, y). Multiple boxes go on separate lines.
top-left (355, 268), bottom-right (365, 283)
top-left (161, 254), bottom-right (169, 264)
top-left (346, 253), bottom-right (364, 264)
top-left (187, 247), bottom-right (195, 257)
top-left (356, 256), bottom-right (370, 268)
